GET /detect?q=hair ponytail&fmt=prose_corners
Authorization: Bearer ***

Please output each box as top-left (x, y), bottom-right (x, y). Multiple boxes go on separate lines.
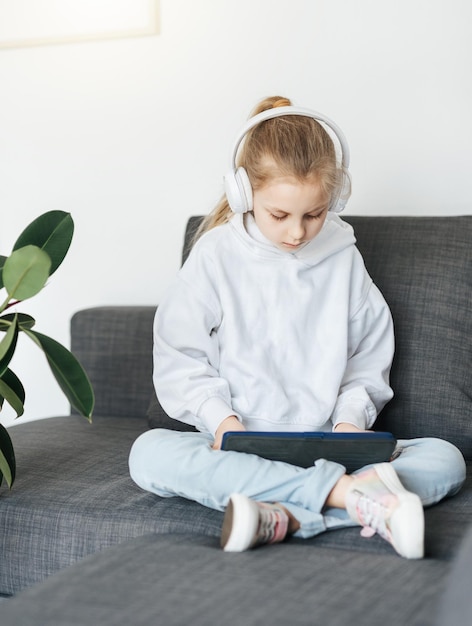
top-left (250, 96), bottom-right (292, 116)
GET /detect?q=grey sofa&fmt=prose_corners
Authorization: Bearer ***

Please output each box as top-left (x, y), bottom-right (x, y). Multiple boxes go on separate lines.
top-left (0, 215), bottom-right (471, 625)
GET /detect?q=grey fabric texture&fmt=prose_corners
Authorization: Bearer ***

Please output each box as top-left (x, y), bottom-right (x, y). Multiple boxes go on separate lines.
top-left (436, 525), bottom-right (472, 626)
top-left (0, 414), bottom-right (470, 596)
top-left (147, 391), bottom-right (196, 431)
top-left (345, 216), bottom-right (472, 460)
top-left (0, 416), bottom-right (222, 595)
top-left (0, 534), bottom-right (454, 626)
top-left (71, 306), bottom-right (156, 419)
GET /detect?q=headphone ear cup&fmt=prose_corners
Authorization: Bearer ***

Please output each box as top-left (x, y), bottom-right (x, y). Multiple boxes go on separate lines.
top-left (330, 168), bottom-right (352, 213)
top-left (224, 167), bottom-right (253, 214)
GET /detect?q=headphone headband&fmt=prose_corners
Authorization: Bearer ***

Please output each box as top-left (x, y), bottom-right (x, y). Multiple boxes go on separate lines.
top-left (229, 105), bottom-right (350, 170)
top-left (224, 105), bottom-right (352, 215)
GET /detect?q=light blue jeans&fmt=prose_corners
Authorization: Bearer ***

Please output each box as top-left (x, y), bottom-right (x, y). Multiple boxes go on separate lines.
top-left (129, 429), bottom-right (466, 538)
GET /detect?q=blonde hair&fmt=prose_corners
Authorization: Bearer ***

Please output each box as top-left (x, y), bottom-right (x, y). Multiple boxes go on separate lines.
top-left (195, 96), bottom-right (343, 241)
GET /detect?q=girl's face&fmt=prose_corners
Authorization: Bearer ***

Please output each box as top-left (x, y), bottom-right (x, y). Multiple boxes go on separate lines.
top-left (252, 174), bottom-right (330, 252)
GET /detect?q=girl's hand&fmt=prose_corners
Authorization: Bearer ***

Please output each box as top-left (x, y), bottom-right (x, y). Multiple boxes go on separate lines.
top-left (212, 415), bottom-right (246, 450)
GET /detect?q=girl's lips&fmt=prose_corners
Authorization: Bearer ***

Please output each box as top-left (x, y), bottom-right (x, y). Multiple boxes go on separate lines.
top-left (282, 242), bottom-right (303, 249)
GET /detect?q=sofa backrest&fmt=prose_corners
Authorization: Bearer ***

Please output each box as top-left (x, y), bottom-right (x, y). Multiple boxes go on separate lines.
top-left (72, 216), bottom-right (471, 462)
top-left (71, 306), bottom-right (156, 420)
top-left (183, 215), bottom-right (472, 460)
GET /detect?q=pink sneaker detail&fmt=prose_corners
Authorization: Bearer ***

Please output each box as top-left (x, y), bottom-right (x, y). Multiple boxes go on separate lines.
top-left (346, 463), bottom-right (424, 559)
top-left (221, 493), bottom-right (289, 552)
top-left (258, 502), bottom-right (289, 544)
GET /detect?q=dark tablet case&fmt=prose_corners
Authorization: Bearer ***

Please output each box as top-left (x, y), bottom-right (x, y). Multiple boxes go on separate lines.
top-left (221, 431), bottom-right (397, 473)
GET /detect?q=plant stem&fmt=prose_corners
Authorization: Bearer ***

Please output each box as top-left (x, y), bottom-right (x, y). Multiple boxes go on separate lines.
top-left (3, 300), bottom-right (21, 311)
top-left (0, 295), bottom-right (12, 315)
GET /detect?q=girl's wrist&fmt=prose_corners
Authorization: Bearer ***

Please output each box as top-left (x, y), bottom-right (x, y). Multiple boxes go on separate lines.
top-left (215, 415), bottom-right (243, 437)
top-left (333, 422), bottom-right (363, 433)
top-left (213, 415), bottom-right (245, 450)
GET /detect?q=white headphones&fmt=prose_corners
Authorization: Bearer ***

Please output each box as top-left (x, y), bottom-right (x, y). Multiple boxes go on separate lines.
top-left (224, 106), bottom-right (352, 214)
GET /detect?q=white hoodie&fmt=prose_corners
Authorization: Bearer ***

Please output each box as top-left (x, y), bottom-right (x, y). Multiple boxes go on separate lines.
top-left (154, 212), bottom-right (394, 436)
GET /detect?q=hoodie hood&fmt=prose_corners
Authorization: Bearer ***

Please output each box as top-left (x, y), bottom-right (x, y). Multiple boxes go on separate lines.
top-left (229, 212), bottom-right (356, 267)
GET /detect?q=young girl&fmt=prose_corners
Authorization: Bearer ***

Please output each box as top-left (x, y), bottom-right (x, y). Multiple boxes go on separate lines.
top-left (129, 96), bottom-right (466, 559)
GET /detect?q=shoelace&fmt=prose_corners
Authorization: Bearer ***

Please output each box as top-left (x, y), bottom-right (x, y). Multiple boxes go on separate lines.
top-left (257, 506), bottom-right (287, 544)
top-left (356, 494), bottom-right (392, 541)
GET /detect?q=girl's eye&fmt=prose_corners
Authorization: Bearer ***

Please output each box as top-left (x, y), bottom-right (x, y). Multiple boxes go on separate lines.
top-left (269, 211), bottom-right (325, 221)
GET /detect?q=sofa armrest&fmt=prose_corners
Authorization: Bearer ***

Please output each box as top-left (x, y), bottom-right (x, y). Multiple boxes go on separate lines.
top-left (71, 306), bottom-right (156, 419)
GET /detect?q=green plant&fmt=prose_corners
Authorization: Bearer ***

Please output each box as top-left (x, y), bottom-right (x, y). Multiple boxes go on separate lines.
top-left (0, 211), bottom-right (94, 490)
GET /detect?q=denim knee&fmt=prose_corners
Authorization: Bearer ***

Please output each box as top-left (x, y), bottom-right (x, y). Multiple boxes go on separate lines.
top-left (393, 437), bottom-right (467, 505)
top-left (427, 437), bottom-right (467, 495)
top-left (128, 429), bottom-right (171, 493)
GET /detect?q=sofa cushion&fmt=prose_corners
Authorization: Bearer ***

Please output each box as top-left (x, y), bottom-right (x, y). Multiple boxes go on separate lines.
top-left (71, 306), bottom-right (156, 420)
top-left (436, 524), bottom-right (472, 626)
top-left (1, 415), bottom-right (470, 596)
top-left (0, 533), bottom-right (460, 626)
top-left (147, 391), bottom-right (196, 431)
top-left (0, 416), bottom-right (220, 595)
top-left (344, 216), bottom-right (472, 461)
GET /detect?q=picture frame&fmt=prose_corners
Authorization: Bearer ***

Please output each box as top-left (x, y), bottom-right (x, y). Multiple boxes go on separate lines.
top-left (0, 0), bottom-right (159, 49)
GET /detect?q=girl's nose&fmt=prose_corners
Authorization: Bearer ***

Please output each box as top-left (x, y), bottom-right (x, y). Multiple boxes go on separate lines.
top-left (288, 221), bottom-right (305, 241)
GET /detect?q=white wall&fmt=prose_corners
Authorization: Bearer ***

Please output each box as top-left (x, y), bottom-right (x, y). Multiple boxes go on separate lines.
top-left (1, 0), bottom-right (471, 425)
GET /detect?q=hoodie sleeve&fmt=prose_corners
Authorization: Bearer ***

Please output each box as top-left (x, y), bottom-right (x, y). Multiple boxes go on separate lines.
top-left (153, 249), bottom-right (239, 436)
top-left (331, 280), bottom-right (395, 431)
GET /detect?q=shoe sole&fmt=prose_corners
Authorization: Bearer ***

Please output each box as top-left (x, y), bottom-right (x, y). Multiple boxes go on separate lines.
top-left (221, 493), bottom-right (259, 552)
top-left (374, 463), bottom-right (425, 559)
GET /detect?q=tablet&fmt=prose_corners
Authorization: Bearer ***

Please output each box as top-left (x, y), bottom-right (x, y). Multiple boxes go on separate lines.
top-left (221, 431), bottom-right (397, 474)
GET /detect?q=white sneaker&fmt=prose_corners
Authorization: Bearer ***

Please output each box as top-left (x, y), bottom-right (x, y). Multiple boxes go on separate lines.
top-left (221, 493), bottom-right (289, 552)
top-left (345, 463), bottom-right (424, 559)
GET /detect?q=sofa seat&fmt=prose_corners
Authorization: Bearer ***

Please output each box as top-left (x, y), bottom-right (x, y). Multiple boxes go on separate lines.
top-left (0, 533), bottom-right (462, 626)
top-left (0, 413), bottom-right (470, 596)
top-left (0, 416), bottom-right (223, 595)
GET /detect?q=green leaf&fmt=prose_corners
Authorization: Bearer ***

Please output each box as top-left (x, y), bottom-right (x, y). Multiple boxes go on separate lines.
top-left (3, 246), bottom-right (51, 302)
top-left (0, 313), bottom-right (36, 332)
top-left (0, 423), bottom-right (16, 488)
top-left (0, 255), bottom-right (6, 290)
top-left (25, 330), bottom-right (94, 420)
top-left (0, 314), bottom-right (18, 377)
top-left (0, 368), bottom-right (25, 417)
top-left (13, 211), bottom-right (74, 277)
